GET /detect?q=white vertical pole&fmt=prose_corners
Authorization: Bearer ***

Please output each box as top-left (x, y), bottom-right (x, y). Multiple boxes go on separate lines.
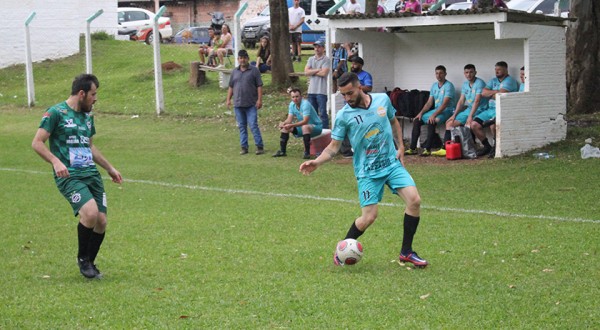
top-left (25, 12), bottom-right (36, 108)
top-left (234, 2), bottom-right (248, 68)
top-left (153, 6), bottom-right (167, 115)
top-left (85, 10), bottom-right (104, 74)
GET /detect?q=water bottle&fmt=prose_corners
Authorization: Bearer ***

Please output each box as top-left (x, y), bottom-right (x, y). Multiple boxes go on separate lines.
top-left (533, 152), bottom-right (554, 159)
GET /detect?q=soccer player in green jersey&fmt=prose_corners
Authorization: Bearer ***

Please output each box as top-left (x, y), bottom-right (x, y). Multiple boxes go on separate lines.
top-left (32, 74), bottom-right (122, 279)
top-left (299, 72), bottom-right (428, 268)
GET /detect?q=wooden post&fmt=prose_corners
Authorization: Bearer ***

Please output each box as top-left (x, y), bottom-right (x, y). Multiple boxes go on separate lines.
top-left (189, 61), bottom-right (206, 87)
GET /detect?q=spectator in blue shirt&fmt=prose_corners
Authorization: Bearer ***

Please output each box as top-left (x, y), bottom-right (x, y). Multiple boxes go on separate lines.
top-left (350, 57), bottom-right (373, 93)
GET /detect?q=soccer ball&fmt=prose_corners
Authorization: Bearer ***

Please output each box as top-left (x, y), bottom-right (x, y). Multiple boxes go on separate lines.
top-left (335, 239), bottom-right (364, 265)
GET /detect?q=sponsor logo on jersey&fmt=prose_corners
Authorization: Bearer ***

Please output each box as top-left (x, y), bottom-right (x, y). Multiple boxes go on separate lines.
top-left (66, 136), bottom-right (79, 144)
top-left (80, 136), bottom-right (90, 144)
top-left (64, 119), bottom-right (77, 128)
top-left (377, 106), bottom-right (386, 117)
top-left (86, 121), bottom-right (92, 130)
top-left (42, 112), bottom-right (51, 119)
top-left (71, 192), bottom-right (82, 203)
top-left (365, 128), bottom-right (380, 139)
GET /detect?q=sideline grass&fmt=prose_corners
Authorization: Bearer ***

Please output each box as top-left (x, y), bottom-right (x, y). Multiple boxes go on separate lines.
top-left (1, 109), bottom-right (599, 328)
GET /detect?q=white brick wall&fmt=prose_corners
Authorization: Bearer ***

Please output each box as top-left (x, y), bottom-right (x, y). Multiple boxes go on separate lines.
top-left (0, 0), bottom-right (118, 69)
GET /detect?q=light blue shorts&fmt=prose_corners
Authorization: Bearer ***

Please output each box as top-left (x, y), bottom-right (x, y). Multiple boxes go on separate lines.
top-left (357, 165), bottom-right (416, 208)
top-left (293, 125), bottom-right (323, 138)
top-left (475, 108), bottom-right (496, 122)
top-left (422, 109), bottom-right (452, 124)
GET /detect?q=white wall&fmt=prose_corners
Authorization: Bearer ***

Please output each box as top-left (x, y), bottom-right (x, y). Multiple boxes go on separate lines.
top-left (0, 0), bottom-right (118, 69)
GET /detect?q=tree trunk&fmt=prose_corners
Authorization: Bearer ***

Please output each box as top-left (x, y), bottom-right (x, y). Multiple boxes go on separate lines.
top-left (566, 0), bottom-right (600, 114)
top-left (270, 0), bottom-right (295, 87)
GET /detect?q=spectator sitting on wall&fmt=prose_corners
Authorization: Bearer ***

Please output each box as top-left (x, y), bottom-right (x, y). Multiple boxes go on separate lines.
top-left (216, 24), bottom-right (234, 68)
top-left (208, 31), bottom-right (223, 67)
top-left (395, 0), bottom-right (407, 13)
top-left (199, 27), bottom-right (215, 66)
top-left (344, 0), bottom-right (364, 14)
top-left (251, 36), bottom-right (272, 73)
top-left (421, 0), bottom-right (436, 12)
top-left (403, 0), bottom-right (422, 14)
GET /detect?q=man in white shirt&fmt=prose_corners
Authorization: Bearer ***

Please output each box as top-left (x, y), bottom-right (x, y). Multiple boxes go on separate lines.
top-left (288, 0), bottom-right (305, 62)
top-left (344, 0), bottom-right (363, 14)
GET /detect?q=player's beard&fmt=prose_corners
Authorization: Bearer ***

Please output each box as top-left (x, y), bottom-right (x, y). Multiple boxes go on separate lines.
top-left (347, 92), bottom-right (362, 108)
top-left (79, 99), bottom-right (93, 113)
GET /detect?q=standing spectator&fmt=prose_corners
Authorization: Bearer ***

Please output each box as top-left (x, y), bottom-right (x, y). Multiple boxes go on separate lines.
top-left (404, 0), bottom-right (422, 14)
top-left (299, 72), bottom-right (429, 269)
top-left (406, 65), bottom-right (456, 156)
top-left (216, 24), bottom-right (234, 68)
top-left (31, 74), bottom-right (123, 279)
top-left (198, 27), bottom-right (215, 65)
top-left (288, 0), bottom-right (305, 63)
top-left (273, 88), bottom-right (323, 159)
top-left (441, 64), bottom-right (489, 152)
top-left (344, 0), bottom-right (363, 14)
top-left (331, 43), bottom-right (348, 92)
top-left (519, 66), bottom-right (526, 92)
top-left (350, 56), bottom-right (373, 93)
top-left (472, 61), bottom-right (518, 158)
top-left (304, 39), bottom-right (331, 129)
top-left (226, 50), bottom-right (265, 155)
top-left (251, 36), bottom-right (272, 73)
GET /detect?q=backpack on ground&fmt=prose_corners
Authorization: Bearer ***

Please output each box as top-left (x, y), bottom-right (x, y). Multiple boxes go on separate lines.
top-left (451, 126), bottom-right (477, 159)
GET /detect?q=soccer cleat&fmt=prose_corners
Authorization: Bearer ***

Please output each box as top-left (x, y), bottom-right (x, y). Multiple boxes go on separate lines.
top-left (342, 151), bottom-right (354, 159)
top-left (476, 145), bottom-right (491, 157)
top-left (272, 150), bottom-right (287, 157)
top-left (488, 145), bottom-right (496, 159)
top-left (92, 264), bottom-right (103, 279)
top-left (255, 148), bottom-right (265, 155)
top-left (333, 252), bottom-right (343, 266)
top-left (77, 258), bottom-right (98, 279)
top-left (303, 152), bottom-right (311, 159)
top-left (420, 150), bottom-right (431, 157)
top-left (240, 148), bottom-right (248, 155)
top-left (431, 149), bottom-right (446, 157)
top-left (399, 251), bottom-right (429, 268)
top-left (404, 149), bottom-right (418, 155)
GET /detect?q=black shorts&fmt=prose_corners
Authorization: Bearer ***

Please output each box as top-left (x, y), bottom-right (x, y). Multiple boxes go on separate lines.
top-left (290, 33), bottom-right (302, 43)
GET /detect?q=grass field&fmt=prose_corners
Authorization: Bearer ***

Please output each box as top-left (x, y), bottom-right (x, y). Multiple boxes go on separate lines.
top-left (1, 37), bottom-right (599, 328)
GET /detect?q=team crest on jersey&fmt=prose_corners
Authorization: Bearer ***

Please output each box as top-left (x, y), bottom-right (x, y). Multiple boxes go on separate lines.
top-left (86, 121), bottom-right (91, 130)
top-left (71, 192), bottom-right (82, 203)
top-left (377, 106), bottom-right (386, 117)
top-left (42, 112), bottom-right (51, 119)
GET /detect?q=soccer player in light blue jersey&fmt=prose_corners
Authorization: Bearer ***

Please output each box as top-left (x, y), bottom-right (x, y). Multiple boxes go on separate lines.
top-left (273, 88), bottom-right (323, 159)
top-left (440, 64), bottom-right (489, 154)
top-left (299, 72), bottom-right (428, 268)
top-left (406, 65), bottom-right (456, 157)
top-left (473, 61), bottom-right (519, 158)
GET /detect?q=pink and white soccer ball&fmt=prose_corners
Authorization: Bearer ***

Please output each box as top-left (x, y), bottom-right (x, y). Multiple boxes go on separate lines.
top-left (335, 239), bottom-right (364, 265)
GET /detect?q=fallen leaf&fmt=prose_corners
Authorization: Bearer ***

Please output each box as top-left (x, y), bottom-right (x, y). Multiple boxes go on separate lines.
top-left (531, 249), bottom-right (540, 253)
top-left (180, 253), bottom-right (188, 259)
top-left (556, 301), bottom-right (560, 305)
top-left (542, 268), bottom-right (553, 272)
top-left (508, 284), bottom-right (516, 289)
top-left (179, 315), bottom-right (189, 319)
top-left (420, 293), bottom-right (430, 300)
top-left (439, 250), bottom-right (451, 254)
top-left (42, 275), bottom-right (51, 279)
top-left (406, 267), bottom-right (412, 271)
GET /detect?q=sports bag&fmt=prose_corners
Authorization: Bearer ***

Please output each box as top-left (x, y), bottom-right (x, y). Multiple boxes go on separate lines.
top-left (451, 126), bottom-right (477, 159)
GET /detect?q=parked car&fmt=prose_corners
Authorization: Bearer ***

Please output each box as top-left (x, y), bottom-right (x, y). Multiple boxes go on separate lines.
top-left (173, 26), bottom-right (211, 44)
top-left (507, 0), bottom-right (570, 17)
top-left (118, 7), bottom-right (173, 44)
top-left (241, 6), bottom-right (271, 49)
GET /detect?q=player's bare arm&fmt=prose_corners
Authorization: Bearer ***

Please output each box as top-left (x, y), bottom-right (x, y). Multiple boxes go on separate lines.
top-left (32, 128), bottom-right (69, 178)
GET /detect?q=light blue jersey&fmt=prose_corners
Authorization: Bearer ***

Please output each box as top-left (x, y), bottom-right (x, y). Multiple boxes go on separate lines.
top-left (519, 82), bottom-right (525, 92)
top-left (431, 80), bottom-right (456, 114)
top-left (332, 94), bottom-right (403, 179)
top-left (289, 99), bottom-right (322, 128)
top-left (462, 77), bottom-right (488, 114)
top-left (486, 75), bottom-right (518, 110)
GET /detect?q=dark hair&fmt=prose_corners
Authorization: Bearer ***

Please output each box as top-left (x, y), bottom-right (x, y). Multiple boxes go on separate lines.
top-left (208, 27), bottom-right (214, 31)
top-left (435, 65), bottom-right (447, 73)
top-left (495, 61), bottom-right (508, 68)
top-left (71, 74), bottom-right (99, 96)
top-left (520, 66), bottom-right (525, 70)
top-left (289, 87), bottom-right (302, 95)
top-left (214, 30), bottom-right (221, 36)
top-left (464, 64), bottom-right (476, 70)
top-left (337, 72), bottom-right (358, 88)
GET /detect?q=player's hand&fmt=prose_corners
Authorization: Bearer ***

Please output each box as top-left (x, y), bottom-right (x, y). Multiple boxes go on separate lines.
top-left (428, 114), bottom-right (437, 125)
top-left (415, 113), bottom-right (423, 121)
top-left (108, 168), bottom-right (123, 184)
top-left (299, 161), bottom-right (318, 176)
top-left (53, 161), bottom-right (69, 178)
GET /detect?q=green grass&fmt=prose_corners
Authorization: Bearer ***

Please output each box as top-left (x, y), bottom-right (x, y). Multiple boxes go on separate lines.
top-left (0, 38), bottom-right (599, 328)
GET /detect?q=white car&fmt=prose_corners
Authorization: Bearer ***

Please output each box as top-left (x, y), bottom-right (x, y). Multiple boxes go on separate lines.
top-left (507, 0), bottom-right (570, 17)
top-left (118, 7), bottom-right (173, 43)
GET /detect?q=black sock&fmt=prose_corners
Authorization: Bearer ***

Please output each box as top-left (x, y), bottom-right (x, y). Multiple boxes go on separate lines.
top-left (482, 138), bottom-right (491, 148)
top-left (425, 124), bottom-right (436, 150)
top-left (280, 132), bottom-right (289, 153)
top-left (88, 231), bottom-right (105, 264)
top-left (77, 222), bottom-right (94, 260)
top-left (410, 120), bottom-right (422, 150)
top-left (345, 221), bottom-right (364, 240)
top-left (444, 130), bottom-right (452, 144)
top-left (401, 213), bottom-right (420, 255)
top-left (303, 134), bottom-right (311, 154)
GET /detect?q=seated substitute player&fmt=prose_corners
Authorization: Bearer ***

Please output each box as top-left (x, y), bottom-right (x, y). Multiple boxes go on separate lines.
top-left (473, 61), bottom-right (518, 158)
top-left (273, 88), bottom-right (323, 159)
top-left (299, 72), bottom-right (428, 268)
top-left (441, 64), bottom-right (489, 148)
top-left (31, 74), bottom-right (123, 279)
top-left (406, 65), bottom-right (456, 157)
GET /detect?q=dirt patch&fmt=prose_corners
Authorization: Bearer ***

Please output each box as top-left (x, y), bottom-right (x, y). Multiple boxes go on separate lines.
top-left (162, 61), bottom-right (183, 72)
